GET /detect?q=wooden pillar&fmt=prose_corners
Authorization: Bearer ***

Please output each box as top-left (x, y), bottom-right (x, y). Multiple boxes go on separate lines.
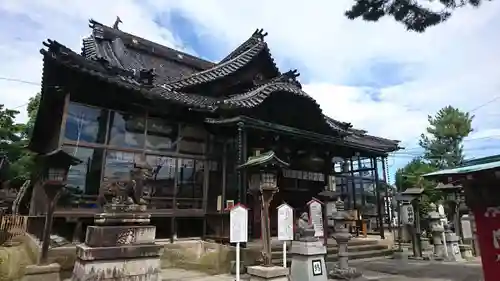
top-left (350, 157), bottom-right (356, 210)
top-left (236, 122), bottom-right (246, 204)
top-left (373, 157), bottom-right (385, 239)
top-left (357, 157), bottom-right (366, 209)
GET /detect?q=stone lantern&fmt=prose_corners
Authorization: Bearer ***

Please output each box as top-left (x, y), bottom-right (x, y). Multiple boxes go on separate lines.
top-left (427, 203), bottom-right (446, 259)
top-left (238, 151), bottom-right (290, 281)
top-left (328, 198), bottom-right (362, 280)
top-left (436, 183), bottom-right (463, 234)
top-left (38, 149), bottom-right (82, 265)
top-left (20, 149), bottom-right (81, 281)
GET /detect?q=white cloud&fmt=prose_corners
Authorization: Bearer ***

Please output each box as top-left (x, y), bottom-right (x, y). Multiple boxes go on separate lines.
top-left (1, 0), bottom-right (500, 174)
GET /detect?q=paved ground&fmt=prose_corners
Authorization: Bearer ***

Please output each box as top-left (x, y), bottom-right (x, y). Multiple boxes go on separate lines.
top-left (350, 258), bottom-right (484, 281)
top-left (161, 258), bottom-right (484, 281)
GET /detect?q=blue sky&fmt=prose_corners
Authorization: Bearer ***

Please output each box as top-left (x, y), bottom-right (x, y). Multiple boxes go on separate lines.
top-left (1, 0), bottom-right (500, 182)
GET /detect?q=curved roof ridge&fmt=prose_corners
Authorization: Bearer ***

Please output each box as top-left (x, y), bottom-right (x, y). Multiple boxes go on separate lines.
top-left (86, 19), bottom-right (215, 70)
top-left (163, 41), bottom-right (268, 90)
top-left (219, 28), bottom-right (268, 63)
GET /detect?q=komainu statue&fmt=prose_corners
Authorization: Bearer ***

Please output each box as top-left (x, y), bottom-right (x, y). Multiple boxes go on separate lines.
top-left (97, 159), bottom-right (153, 208)
top-left (296, 212), bottom-right (315, 239)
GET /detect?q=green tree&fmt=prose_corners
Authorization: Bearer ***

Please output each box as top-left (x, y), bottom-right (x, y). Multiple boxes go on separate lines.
top-left (346, 0), bottom-right (492, 32)
top-left (0, 94), bottom-right (40, 188)
top-left (395, 157), bottom-right (439, 214)
top-left (419, 106), bottom-right (474, 169)
top-left (24, 93), bottom-right (40, 139)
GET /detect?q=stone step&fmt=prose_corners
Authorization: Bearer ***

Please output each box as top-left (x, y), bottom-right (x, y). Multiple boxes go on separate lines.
top-left (267, 238), bottom-right (379, 251)
top-left (271, 247), bottom-right (393, 266)
top-left (270, 243), bottom-right (388, 259)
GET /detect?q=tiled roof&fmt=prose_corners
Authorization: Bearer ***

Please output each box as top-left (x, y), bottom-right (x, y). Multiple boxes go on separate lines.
top-left (81, 19), bottom-right (213, 84)
top-left (164, 40), bottom-right (271, 90)
top-left (39, 20), bottom-right (401, 153)
top-left (42, 39), bottom-right (219, 110)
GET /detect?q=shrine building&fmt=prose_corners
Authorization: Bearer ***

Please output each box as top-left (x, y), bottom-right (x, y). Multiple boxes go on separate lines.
top-left (28, 19), bottom-right (401, 242)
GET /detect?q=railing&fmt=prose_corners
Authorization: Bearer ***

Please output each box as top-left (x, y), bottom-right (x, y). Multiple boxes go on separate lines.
top-left (0, 214), bottom-right (28, 245)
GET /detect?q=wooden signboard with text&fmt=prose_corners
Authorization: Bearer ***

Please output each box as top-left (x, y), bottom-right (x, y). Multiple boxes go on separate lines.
top-left (308, 198), bottom-right (324, 237)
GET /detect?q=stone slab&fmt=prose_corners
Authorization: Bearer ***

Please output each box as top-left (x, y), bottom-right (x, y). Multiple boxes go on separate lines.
top-left (94, 212), bottom-right (151, 225)
top-left (248, 266), bottom-right (288, 281)
top-left (289, 240), bottom-right (327, 256)
top-left (76, 243), bottom-right (164, 260)
top-left (21, 263), bottom-right (61, 281)
top-left (290, 255), bottom-right (327, 281)
top-left (85, 225), bottom-right (156, 247)
top-left (72, 256), bottom-right (161, 281)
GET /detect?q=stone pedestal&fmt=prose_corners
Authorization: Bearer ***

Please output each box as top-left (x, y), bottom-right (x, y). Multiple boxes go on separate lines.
top-left (71, 204), bottom-right (163, 281)
top-left (21, 263), bottom-right (61, 281)
top-left (247, 265), bottom-right (289, 281)
top-left (459, 244), bottom-right (474, 260)
top-left (445, 232), bottom-right (463, 261)
top-left (289, 239), bottom-right (328, 281)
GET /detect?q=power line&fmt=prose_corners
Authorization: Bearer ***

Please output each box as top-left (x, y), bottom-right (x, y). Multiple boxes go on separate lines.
top-left (0, 77), bottom-right (41, 86)
top-left (394, 135), bottom-right (500, 153)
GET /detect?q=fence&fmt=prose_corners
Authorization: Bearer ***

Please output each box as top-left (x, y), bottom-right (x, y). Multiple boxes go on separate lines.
top-left (0, 214), bottom-right (28, 245)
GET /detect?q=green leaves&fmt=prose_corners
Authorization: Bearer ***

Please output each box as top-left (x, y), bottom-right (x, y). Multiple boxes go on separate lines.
top-left (0, 93), bottom-right (40, 187)
top-left (346, 0), bottom-right (489, 32)
top-left (419, 106), bottom-right (473, 169)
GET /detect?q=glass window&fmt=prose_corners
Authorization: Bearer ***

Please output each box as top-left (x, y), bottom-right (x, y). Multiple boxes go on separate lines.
top-left (180, 125), bottom-right (206, 139)
top-left (146, 118), bottom-right (178, 152)
top-left (61, 145), bottom-right (104, 200)
top-left (178, 140), bottom-right (204, 154)
top-left (146, 155), bottom-right (176, 197)
top-left (176, 158), bottom-right (204, 209)
top-left (64, 103), bottom-right (108, 144)
top-left (103, 150), bottom-right (142, 183)
top-left (207, 159), bottom-right (222, 212)
top-left (108, 111), bottom-right (146, 149)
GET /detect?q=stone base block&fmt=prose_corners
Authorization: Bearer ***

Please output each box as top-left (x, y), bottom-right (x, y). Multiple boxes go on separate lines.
top-left (290, 255), bottom-right (327, 281)
top-left (230, 260), bottom-right (246, 274)
top-left (85, 225), bottom-right (156, 247)
top-left (392, 250), bottom-right (409, 260)
top-left (460, 244), bottom-right (474, 260)
top-left (289, 240), bottom-right (327, 256)
top-left (328, 265), bottom-right (362, 280)
top-left (71, 257), bottom-right (161, 281)
top-left (22, 263), bottom-right (61, 281)
top-left (248, 266), bottom-right (288, 281)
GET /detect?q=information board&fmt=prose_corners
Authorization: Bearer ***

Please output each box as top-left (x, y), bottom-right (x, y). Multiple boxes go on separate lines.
top-left (308, 199), bottom-right (324, 237)
top-left (461, 219), bottom-right (473, 239)
top-left (230, 205), bottom-right (248, 243)
top-left (277, 203), bottom-right (294, 241)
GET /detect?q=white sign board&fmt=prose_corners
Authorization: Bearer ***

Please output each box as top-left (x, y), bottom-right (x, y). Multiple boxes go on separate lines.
top-left (461, 219), bottom-right (473, 239)
top-left (277, 203), bottom-right (294, 241)
top-left (230, 205), bottom-right (248, 243)
top-left (401, 204), bottom-right (415, 225)
top-left (308, 199), bottom-right (324, 237)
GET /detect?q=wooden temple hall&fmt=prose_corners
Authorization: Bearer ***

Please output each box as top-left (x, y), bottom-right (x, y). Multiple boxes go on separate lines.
top-left (28, 19), bottom-right (401, 242)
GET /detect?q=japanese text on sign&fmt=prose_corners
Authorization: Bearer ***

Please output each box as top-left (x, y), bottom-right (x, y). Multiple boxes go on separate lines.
top-left (277, 203), bottom-right (294, 241)
top-left (230, 205), bottom-right (248, 243)
top-left (309, 200), bottom-right (324, 237)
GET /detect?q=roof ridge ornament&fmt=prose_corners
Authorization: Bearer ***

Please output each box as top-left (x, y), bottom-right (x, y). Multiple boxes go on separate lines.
top-left (252, 28), bottom-right (268, 41)
top-left (113, 16), bottom-right (123, 30)
top-left (273, 69), bottom-right (301, 88)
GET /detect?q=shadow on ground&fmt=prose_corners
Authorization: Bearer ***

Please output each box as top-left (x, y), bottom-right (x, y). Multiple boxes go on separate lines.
top-left (350, 259), bottom-right (483, 281)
